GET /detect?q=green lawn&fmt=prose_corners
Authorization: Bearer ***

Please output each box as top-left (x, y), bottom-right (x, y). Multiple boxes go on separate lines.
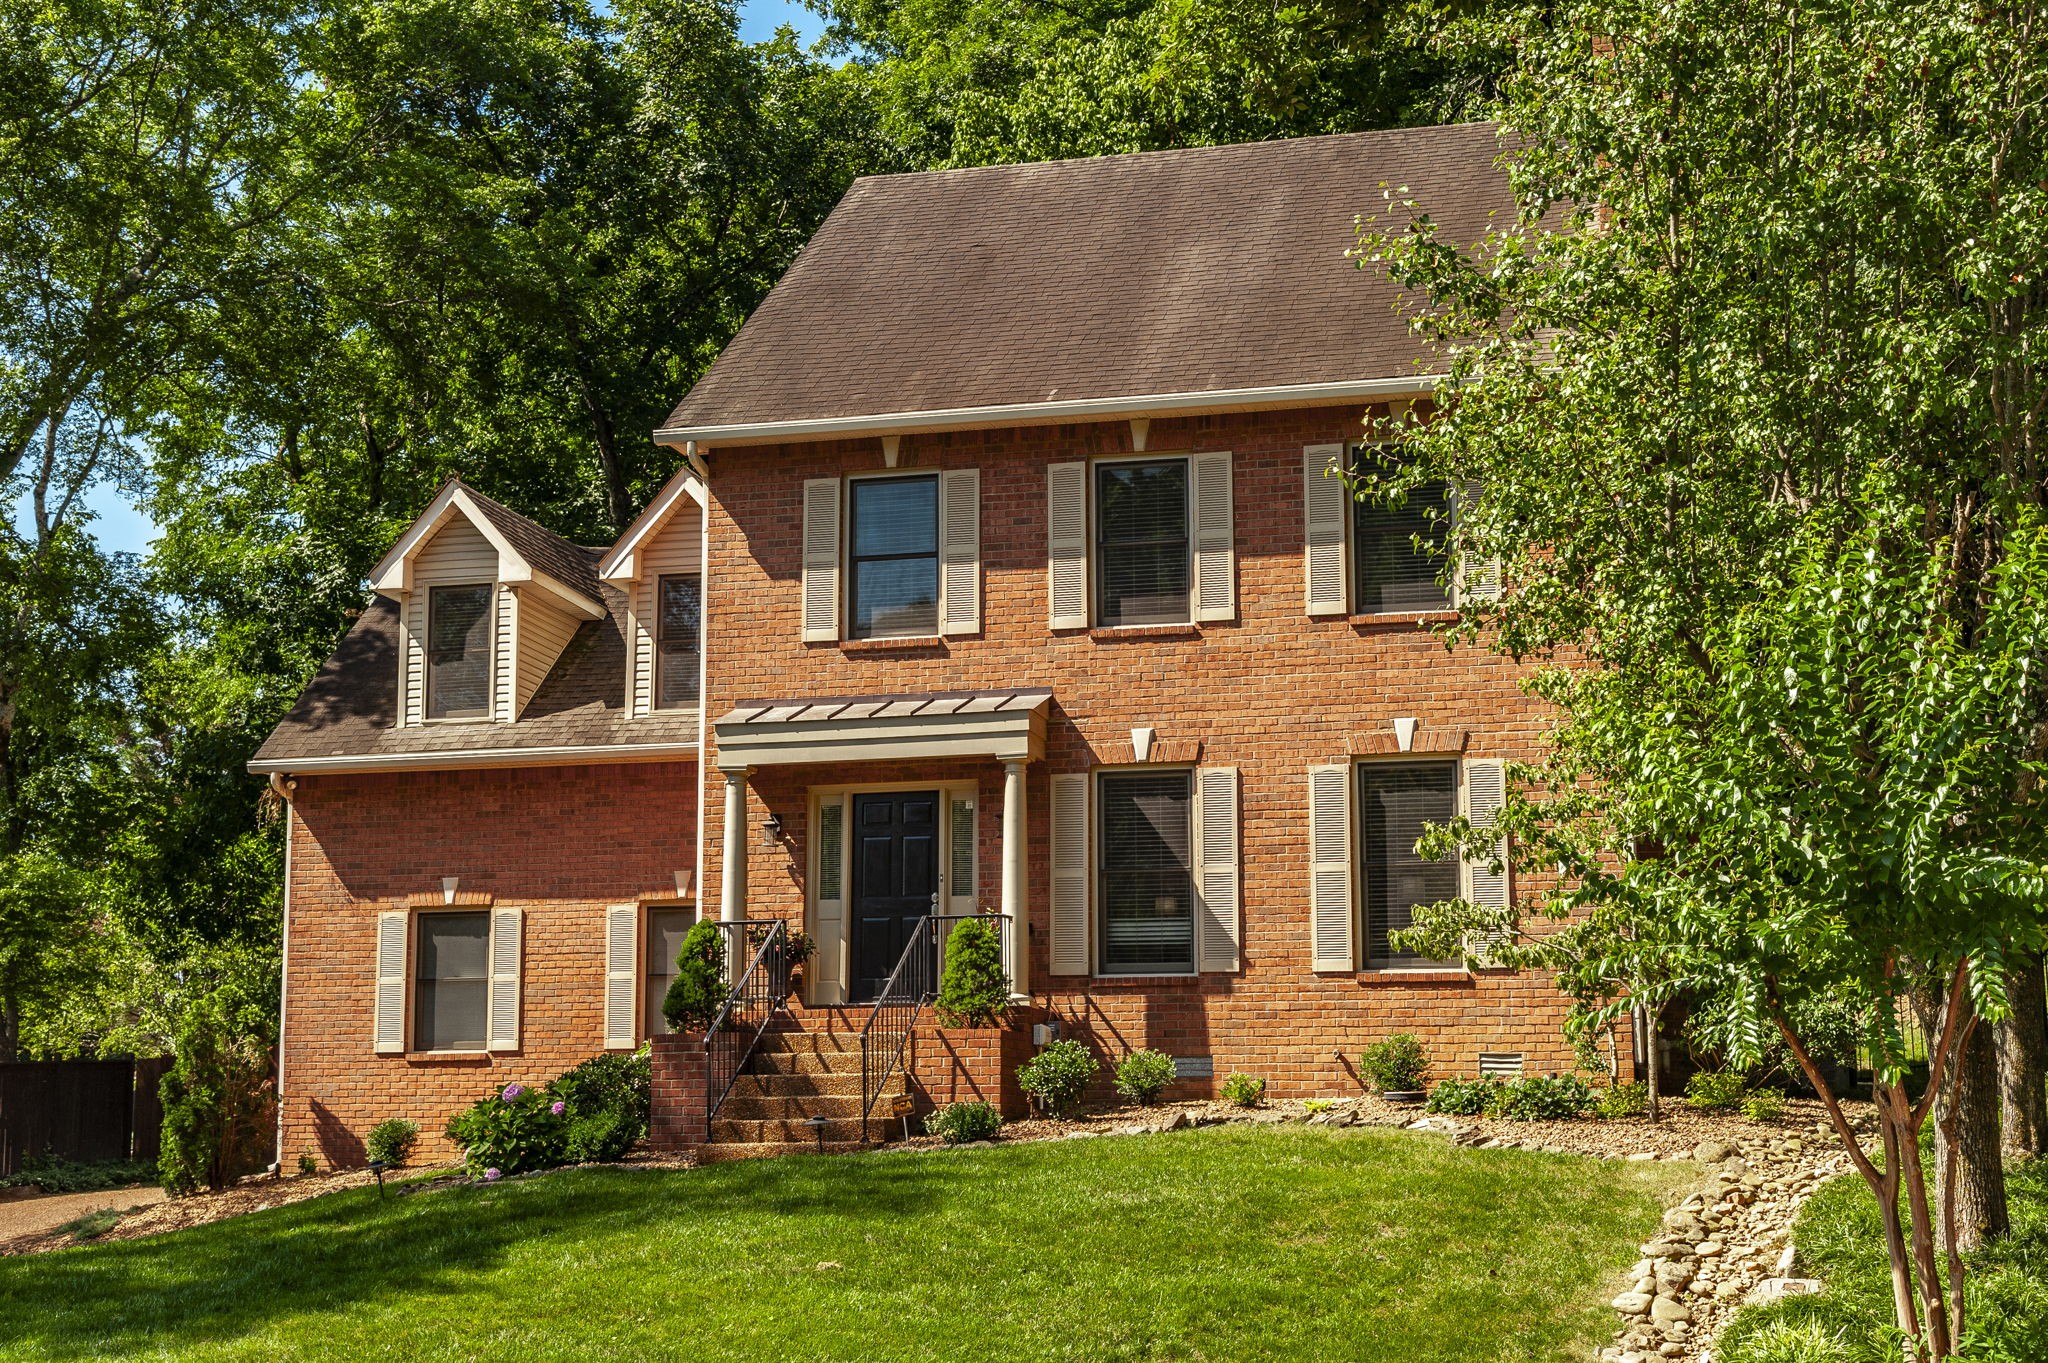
top-left (0, 1126), bottom-right (1684, 1362)
top-left (1718, 1155), bottom-right (2048, 1363)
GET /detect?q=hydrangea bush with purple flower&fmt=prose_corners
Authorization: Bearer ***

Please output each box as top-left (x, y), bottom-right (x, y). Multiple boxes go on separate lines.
top-left (444, 1046), bottom-right (653, 1176)
top-left (445, 1083), bottom-right (567, 1177)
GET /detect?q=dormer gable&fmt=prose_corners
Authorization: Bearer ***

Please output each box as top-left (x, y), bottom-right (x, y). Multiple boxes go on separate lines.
top-left (371, 481), bottom-right (607, 727)
top-left (599, 467), bottom-right (707, 718)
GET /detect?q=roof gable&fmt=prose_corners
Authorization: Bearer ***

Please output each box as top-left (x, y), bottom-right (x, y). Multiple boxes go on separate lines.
top-left (368, 480), bottom-right (605, 619)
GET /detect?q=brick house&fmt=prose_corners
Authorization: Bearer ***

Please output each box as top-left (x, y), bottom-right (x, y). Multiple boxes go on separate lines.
top-left (256, 122), bottom-right (1606, 1165)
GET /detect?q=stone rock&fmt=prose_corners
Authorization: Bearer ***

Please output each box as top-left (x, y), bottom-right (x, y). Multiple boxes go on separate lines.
top-left (1745, 1278), bottom-right (1825, 1307)
top-left (1630, 1259), bottom-right (1654, 1278)
top-left (1694, 1139), bottom-right (1738, 1164)
top-left (1612, 1292), bottom-right (1653, 1315)
top-left (1643, 1239), bottom-right (1696, 1260)
top-left (1405, 1117), bottom-right (1434, 1130)
top-left (1775, 1244), bottom-right (1797, 1274)
top-left (1697, 1240), bottom-right (1724, 1257)
top-left (1649, 1296), bottom-right (1692, 1325)
top-left (1162, 1111), bottom-right (1190, 1131)
top-left (1628, 1151), bottom-right (1660, 1161)
top-left (1661, 1209), bottom-right (1703, 1234)
top-left (1660, 1344), bottom-right (1687, 1358)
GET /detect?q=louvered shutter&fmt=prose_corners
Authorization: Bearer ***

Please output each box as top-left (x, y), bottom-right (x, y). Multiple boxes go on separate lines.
top-left (487, 907), bottom-right (523, 1051)
top-left (1049, 773), bottom-right (1090, 974)
top-left (1195, 767), bottom-right (1241, 972)
top-left (1463, 760), bottom-right (1510, 966)
top-left (1455, 481), bottom-right (1502, 606)
top-left (1304, 444), bottom-right (1349, 615)
top-left (1192, 452), bottom-right (1235, 622)
top-left (1308, 764), bottom-right (1356, 972)
top-left (801, 477), bottom-right (841, 642)
top-left (604, 905), bottom-right (638, 1049)
top-left (1047, 461), bottom-right (1089, 630)
top-left (374, 911), bottom-right (409, 1053)
top-left (939, 468), bottom-right (981, 635)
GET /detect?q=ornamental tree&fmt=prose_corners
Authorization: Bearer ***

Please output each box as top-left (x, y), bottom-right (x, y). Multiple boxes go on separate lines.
top-left (1363, 0), bottom-right (2048, 1355)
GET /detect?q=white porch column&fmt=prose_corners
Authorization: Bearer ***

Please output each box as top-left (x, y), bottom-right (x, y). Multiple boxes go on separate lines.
top-left (720, 767), bottom-right (751, 923)
top-left (1001, 760), bottom-right (1029, 998)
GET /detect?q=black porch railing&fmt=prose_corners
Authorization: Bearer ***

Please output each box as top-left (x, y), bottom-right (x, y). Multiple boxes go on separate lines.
top-left (704, 919), bottom-right (790, 1123)
top-left (858, 913), bottom-right (1011, 1140)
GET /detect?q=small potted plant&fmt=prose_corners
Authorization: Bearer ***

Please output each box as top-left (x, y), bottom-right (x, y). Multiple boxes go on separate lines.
top-left (1359, 1033), bottom-right (1431, 1104)
top-left (783, 931), bottom-right (817, 999)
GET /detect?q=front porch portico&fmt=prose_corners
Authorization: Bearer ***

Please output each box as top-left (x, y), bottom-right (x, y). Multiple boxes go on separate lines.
top-left (711, 689), bottom-right (1050, 1001)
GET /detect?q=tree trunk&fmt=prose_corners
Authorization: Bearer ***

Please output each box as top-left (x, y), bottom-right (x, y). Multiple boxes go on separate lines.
top-left (1999, 950), bottom-right (2048, 1160)
top-left (1642, 1002), bottom-right (1662, 1121)
top-left (1938, 1013), bottom-right (2010, 1251)
top-left (0, 996), bottom-right (17, 1063)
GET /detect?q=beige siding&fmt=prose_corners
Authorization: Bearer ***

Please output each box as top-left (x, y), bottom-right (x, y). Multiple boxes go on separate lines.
top-left (514, 590), bottom-right (581, 717)
top-left (403, 516), bottom-right (500, 725)
top-left (630, 507), bottom-right (702, 716)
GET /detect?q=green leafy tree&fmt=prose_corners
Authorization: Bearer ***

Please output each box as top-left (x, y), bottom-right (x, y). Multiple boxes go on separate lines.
top-left (157, 984), bottom-right (277, 1195)
top-left (1361, 1), bottom-right (2048, 1354)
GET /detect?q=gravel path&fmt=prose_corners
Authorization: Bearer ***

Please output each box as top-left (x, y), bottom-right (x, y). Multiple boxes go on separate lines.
top-left (0, 1185), bottom-right (166, 1242)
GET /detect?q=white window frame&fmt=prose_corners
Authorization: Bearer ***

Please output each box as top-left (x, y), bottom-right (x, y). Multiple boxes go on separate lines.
top-left (1093, 763), bottom-right (1200, 979)
top-left (412, 907), bottom-right (494, 1052)
top-left (1091, 454), bottom-right (1196, 629)
top-left (1344, 441), bottom-right (1460, 617)
top-left (424, 582), bottom-right (496, 723)
top-left (652, 573), bottom-right (702, 711)
top-left (639, 901), bottom-right (698, 1040)
top-left (843, 470), bottom-right (945, 641)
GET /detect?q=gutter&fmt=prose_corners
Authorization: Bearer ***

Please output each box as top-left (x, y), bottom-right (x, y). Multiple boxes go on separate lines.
top-left (246, 740), bottom-right (701, 776)
top-left (268, 772), bottom-right (296, 1174)
top-left (653, 374), bottom-right (1441, 450)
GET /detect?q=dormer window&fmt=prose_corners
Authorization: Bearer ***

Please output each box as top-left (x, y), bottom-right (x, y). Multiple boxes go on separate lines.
top-left (427, 584), bottom-right (493, 719)
top-left (656, 574), bottom-right (701, 709)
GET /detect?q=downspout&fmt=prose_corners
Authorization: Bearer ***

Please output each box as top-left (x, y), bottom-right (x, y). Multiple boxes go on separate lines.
top-left (269, 771), bottom-right (296, 1172)
top-left (694, 443), bottom-right (710, 922)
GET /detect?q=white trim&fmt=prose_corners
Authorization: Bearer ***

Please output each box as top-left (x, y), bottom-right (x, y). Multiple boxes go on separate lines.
top-left (248, 739), bottom-right (699, 775)
top-left (369, 485), bottom-right (601, 618)
top-left (655, 376), bottom-right (1441, 449)
top-left (599, 466), bottom-right (710, 583)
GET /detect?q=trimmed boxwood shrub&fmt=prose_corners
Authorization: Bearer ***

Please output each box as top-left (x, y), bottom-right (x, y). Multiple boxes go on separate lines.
top-left (662, 919), bottom-right (727, 1032)
top-left (933, 917), bottom-right (1010, 1027)
top-left (1114, 1049), bottom-right (1176, 1106)
top-left (1358, 1033), bottom-right (1431, 1092)
top-left (926, 1101), bottom-right (1003, 1144)
top-left (1017, 1039), bottom-right (1097, 1117)
top-left (1220, 1073), bottom-right (1266, 1108)
top-left (365, 1118), bottom-right (420, 1168)
top-left (445, 1082), bottom-right (567, 1177)
top-left (548, 1047), bottom-right (652, 1162)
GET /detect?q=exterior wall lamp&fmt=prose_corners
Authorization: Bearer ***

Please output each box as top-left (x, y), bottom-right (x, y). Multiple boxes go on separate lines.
top-left (761, 814), bottom-right (784, 847)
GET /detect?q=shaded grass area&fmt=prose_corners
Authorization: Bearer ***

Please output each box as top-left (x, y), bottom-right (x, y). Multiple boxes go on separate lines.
top-left (1719, 1158), bottom-right (2048, 1363)
top-left (0, 1126), bottom-right (1683, 1362)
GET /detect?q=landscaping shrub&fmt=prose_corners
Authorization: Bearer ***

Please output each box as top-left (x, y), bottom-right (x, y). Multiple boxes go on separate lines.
top-left (1426, 1077), bottom-right (1501, 1116)
top-left (925, 1100), bottom-right (1003, 1144)
top-left (1302, 1098), bottom-right (1337, 1114)
top-left (0, 1154), bottom-right (155, 1194)
top-left (548, 1047), bottom-right (652, 1161)
top-left (297, 1150), bottom-right (317, 1176)
top-left (365, 1118), bottom-right (419, 1168)
top-left (1742, 1089), bottom-right (1787, 1124)
top-left (158, 986), bottom-right (278, 1197)
top-left (445, 1082), bottom-right (567, 1177)
top-left (1017, 1039), bottom-right (1097, 1117)
top-left (1220, 1073), bottom-right (1266, 1108)
top-left (662, 919), bottom-right (727, 1032)
top-left (1114, 1048), bottom-right (1176, 1105)
top-left (1358, 1033), bottom-right (1431, 1092)
top-left (1490, 1074), bottom-right (1597, 1121)
top-left (933, 917), bottom-right (1009, 1027)
top-left (1595, 1080), bottom-right (1649, 1119)
top-left (1687, 1070), bottom-right (1750, 1111)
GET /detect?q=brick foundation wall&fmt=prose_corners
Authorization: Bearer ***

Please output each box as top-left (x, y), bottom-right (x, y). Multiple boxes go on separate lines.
top-left (278, 761), bottom-right (698, 1168)
top-left (908, 1019), bottom-right (1040, 1118)
top-left (648, 1034), bottom-right (709, 1150)
top-left (699, 405), bottom-right (1612, 1095)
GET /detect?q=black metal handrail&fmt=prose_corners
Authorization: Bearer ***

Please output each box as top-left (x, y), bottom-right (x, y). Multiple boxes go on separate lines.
top-left (704, 919), bottom-right (790, 1124)
top-left (858, 913), bottom-right (1011, 1140)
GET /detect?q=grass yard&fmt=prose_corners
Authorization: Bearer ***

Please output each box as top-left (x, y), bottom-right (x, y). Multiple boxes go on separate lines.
top-left (0, 1125), bottom-right (1684, 1362)
top-left (1717, 1156), bottom-right (2048, 1363)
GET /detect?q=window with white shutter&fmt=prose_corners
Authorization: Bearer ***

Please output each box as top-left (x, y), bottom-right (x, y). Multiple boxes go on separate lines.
top-left (415, 910), bottom-right (489, 1051)
top-left (1191, 452), bottom-right (1234, 622)
top-left (604, 905), bottom-right (638, 1049)
top-left (1303, 444), bottom-right (1349, 615)
top-left (1462, 759), bottom-right (1511, 966)
top-left (1195, 766), bottom-right (1241, 972)
top-left (1308, 765), bottom-right (1355, 971)
top-left (1049, 773), bottom-right (1090, 973)
top-left (1351, 444), bottom-right (1454, 614)
top-left (374, 911), bottom-right (409, 1054)
top-left (1452, 482), bottom-right (1502, 607)
top-left (1047, 462), bottom-right (1089, 629)
top-left (487, 907), bottom-right (523, 1052)
top-left (939, 468), bottom-right (981, 634)
top-left (801, 477), bottom-right (841, 642)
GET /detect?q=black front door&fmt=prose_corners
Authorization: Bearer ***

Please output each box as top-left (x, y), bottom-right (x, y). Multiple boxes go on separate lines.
top-left (851, 790), bottom-right (940, 1002)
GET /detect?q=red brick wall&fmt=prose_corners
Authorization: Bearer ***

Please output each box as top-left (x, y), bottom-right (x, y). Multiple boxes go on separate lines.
top-left (705, 405), bottom-right (1604, 1095)
top-left (279, 761), bottom-right (698, 1167)
top-left (648, 1034), bottom-right (709, 1151)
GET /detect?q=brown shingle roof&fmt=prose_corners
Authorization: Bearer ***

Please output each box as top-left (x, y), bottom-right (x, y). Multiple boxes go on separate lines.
top-left (456, 482), bottom-right (605, 605)
top-left (663, 124), bottom-right (1509, 435)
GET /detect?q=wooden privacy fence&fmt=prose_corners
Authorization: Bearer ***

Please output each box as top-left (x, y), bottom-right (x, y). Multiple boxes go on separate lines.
top-left (0, 1058), bottom-right (171, 1176)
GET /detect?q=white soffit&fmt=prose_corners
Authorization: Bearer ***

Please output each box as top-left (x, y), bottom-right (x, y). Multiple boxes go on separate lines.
top-left (714, 689), bottom-right (1052, 771)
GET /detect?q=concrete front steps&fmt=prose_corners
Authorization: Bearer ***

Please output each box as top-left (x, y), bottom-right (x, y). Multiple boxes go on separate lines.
top-left (699, 1022), bottom-right (904, 1162)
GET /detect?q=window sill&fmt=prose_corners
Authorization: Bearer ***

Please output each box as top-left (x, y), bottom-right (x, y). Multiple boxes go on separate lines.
top-left (837, 635), bottom-right (949, 653)
top-left (1347, 610), bottom-right (1460, 629)
top-left (1087, 623), bottom-right (1201, 641)
top-left (420, 715), bottom-right (498, 726)
top-left (399, 1050), bottom-right (495, 1061)
top-left (1092, 972), bottom-right (1201, 984)
top-left (1354, 969), bottom-right (1473, 986)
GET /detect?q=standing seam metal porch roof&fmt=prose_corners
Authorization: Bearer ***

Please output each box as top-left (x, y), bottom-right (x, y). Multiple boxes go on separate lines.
top-left (713, 690), bottom-right (1052, 769)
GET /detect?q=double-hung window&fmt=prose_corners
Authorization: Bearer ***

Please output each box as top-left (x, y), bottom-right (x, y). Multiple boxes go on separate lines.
top-left (1097, 770), bottom-right (1196, 975)
top-left (847, 475), bottom-right (939, 639)
top-left (414, 911), bottom-right (490, 1051)
top-left (1351, 445), bottom-right (1453, 614)
top-left (655, 575), bottom-right (701, 708)
top-left (426, 584), bottom-right (492, 719)
top-left (1095, 459), bottom-right (1191, 626)
top-left (1357, 761), bottom-right (1462, 968)
top-left (643, 907), bottom-right (694, 1037)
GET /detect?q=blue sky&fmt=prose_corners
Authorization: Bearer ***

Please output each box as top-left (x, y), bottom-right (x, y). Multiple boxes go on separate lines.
top-left (15, 2), bottom-right (827, 561)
